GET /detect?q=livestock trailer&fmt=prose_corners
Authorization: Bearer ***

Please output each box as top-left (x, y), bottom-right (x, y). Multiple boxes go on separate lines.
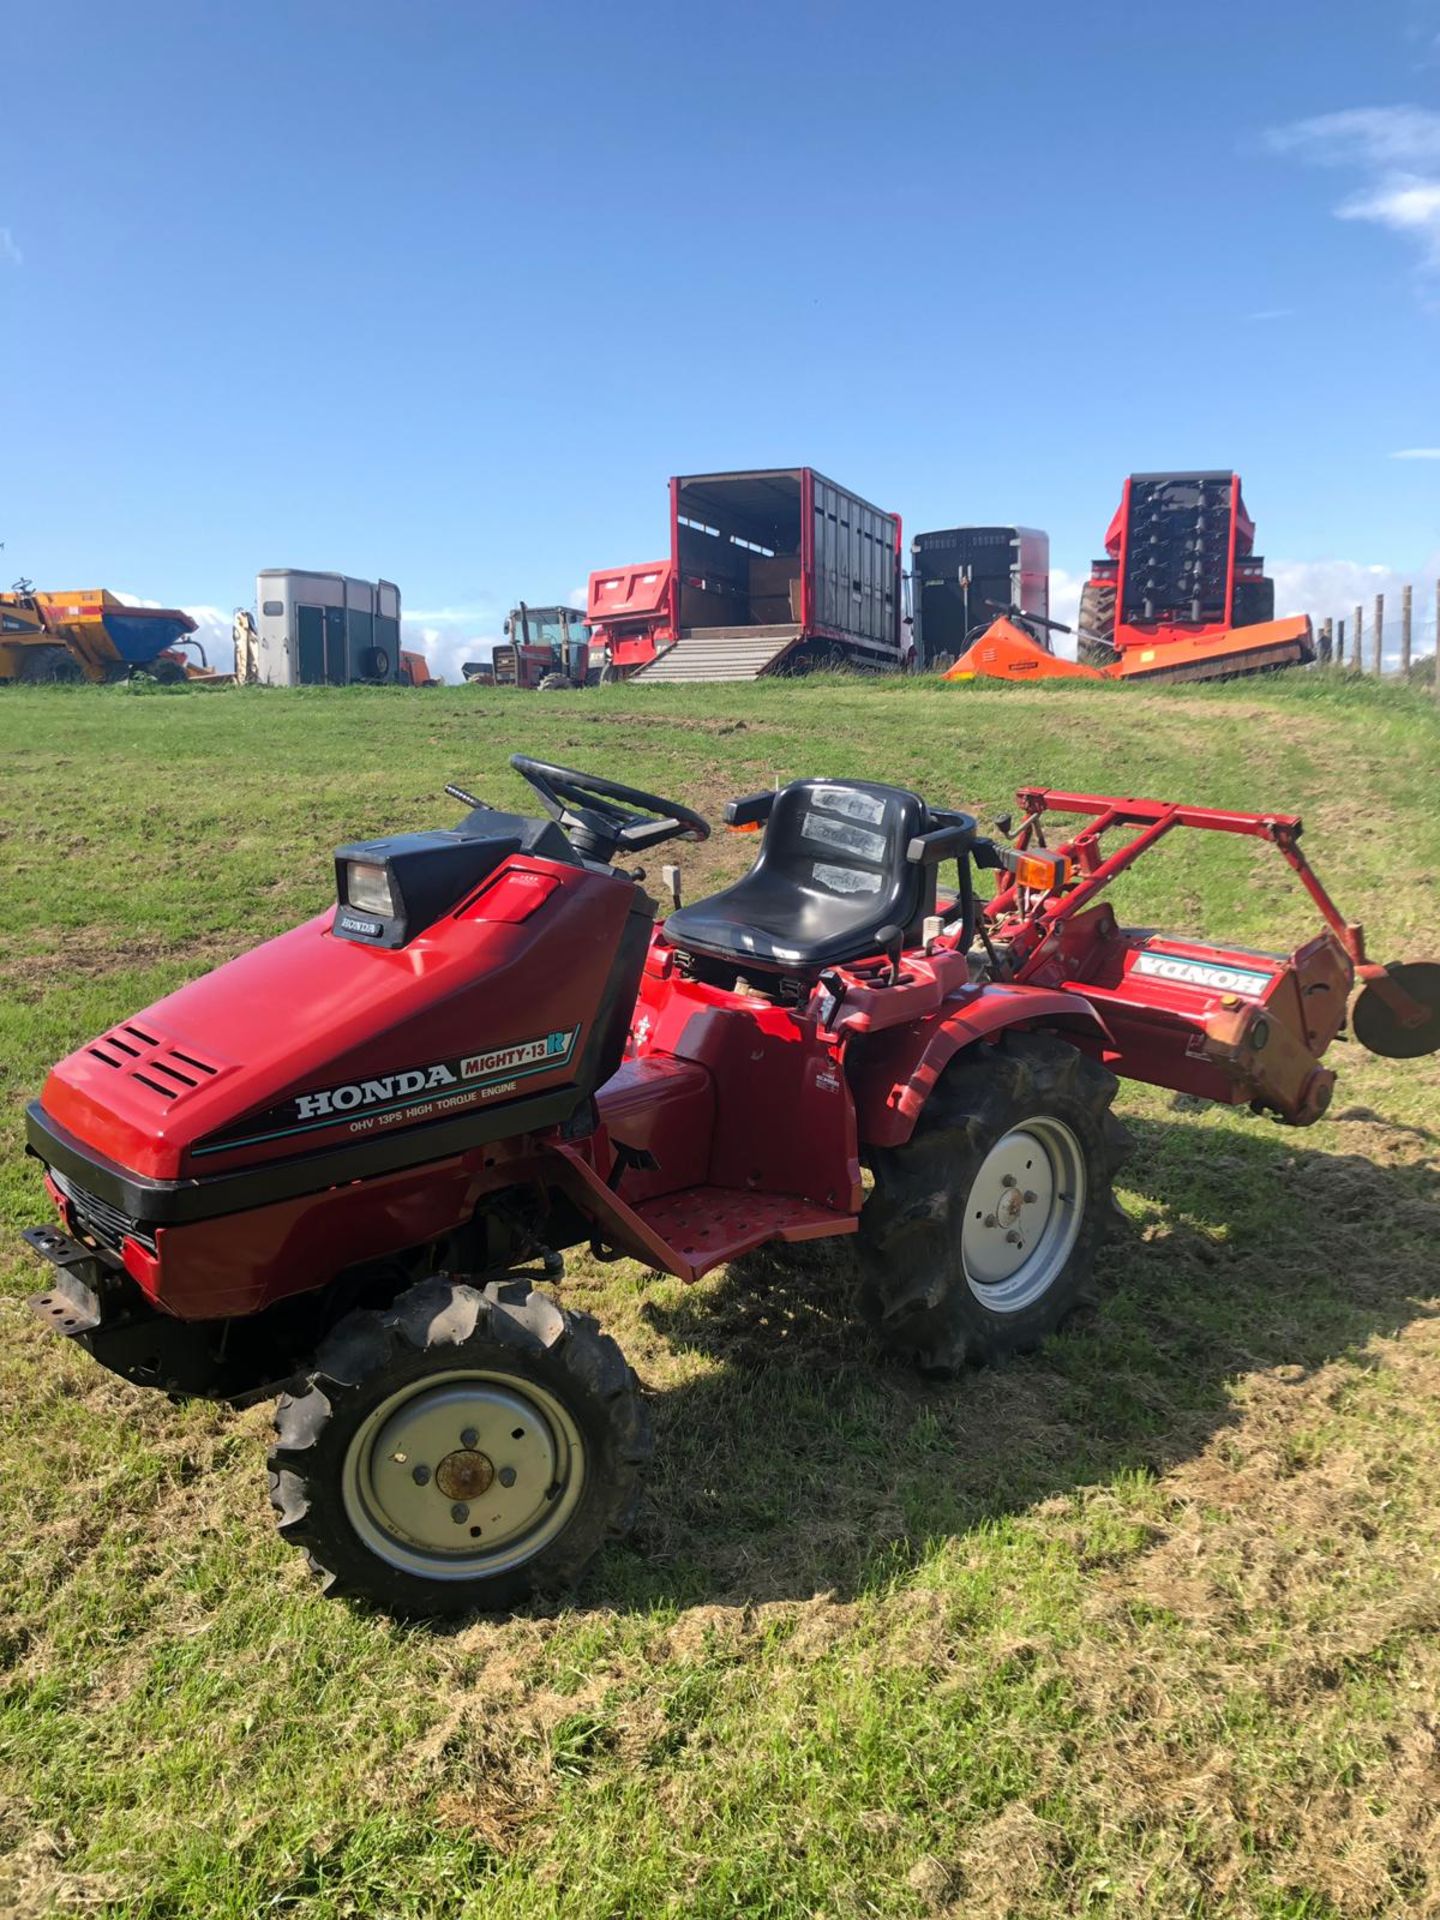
top-left (250, 572), bottom-right (403, 687)
top-left (592, 469), bottom-right (908, 681)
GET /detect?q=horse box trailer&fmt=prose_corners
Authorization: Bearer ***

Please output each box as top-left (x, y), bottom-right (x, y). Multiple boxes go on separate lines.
top-left (252, 571), bottom-right (403, 686)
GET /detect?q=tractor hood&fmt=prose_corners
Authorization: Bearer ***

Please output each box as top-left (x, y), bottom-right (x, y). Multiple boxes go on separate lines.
top-left (30, 852), bottom-right (650, 1207)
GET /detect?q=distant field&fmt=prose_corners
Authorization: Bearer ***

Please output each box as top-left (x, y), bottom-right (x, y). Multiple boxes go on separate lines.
top-left (1, 673), bottom-right (1438, 1920)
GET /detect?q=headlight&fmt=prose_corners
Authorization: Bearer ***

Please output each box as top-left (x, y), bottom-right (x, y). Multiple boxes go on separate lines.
top-left (346, 860), bottom-right (397, 918)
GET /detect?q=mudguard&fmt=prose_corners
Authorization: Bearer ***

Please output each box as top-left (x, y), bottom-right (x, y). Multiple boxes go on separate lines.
top-left (846, 984), bottom-right (1111, 1149)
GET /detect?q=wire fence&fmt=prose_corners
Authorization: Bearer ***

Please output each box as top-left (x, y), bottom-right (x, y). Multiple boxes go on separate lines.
top-left (1312, 581), bottom-right (1440, 689)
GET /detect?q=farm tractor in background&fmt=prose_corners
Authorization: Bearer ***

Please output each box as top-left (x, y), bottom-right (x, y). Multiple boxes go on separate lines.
top-left (944, 473), bottom-right (1317, 687)
top-left (0, 585), bottom-right (207, 683)
top-left (21, 749), bottom-right (1439, 1616)
top-left (468, 604), bottom-right (595, 690)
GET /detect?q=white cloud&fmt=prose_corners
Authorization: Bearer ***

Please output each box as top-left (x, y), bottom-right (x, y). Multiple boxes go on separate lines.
top-left (179, 604), bottom-right (236, 671)
top-left (1338, 175), bottom-right (1440, 264)
top-left (1391, 446), bottom-right (1440, 458)
top-left (1266, 106), bottom-right (1440, 169)
top-left (1267, 105), bottom-right (1440, 275)
top-left (402, 620), bottom-right (501, 686)
top-left (1046, 566), bottom-right (1084, 659)
top-left (403, 605), bottom-right (495, 626)
top-left (0, 227), bottom-right (20, 268)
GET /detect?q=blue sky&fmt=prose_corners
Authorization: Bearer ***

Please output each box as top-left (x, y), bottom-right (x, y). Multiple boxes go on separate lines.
top-left (5, 0), bottom-right (1439, 674)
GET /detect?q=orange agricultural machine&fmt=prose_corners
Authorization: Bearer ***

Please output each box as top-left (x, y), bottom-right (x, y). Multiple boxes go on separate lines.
top-left (0, 587), bottom-right (202, 683)
top-left (946, 473), bottom-right (1315, 688)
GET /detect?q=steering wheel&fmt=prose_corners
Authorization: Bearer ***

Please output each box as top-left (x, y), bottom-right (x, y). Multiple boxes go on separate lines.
top-left (510, 755), bottom-right (711, 863)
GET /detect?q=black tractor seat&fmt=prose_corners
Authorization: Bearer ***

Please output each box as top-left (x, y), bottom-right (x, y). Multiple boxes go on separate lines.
top-left (663, 778), bottom-right (976, 973)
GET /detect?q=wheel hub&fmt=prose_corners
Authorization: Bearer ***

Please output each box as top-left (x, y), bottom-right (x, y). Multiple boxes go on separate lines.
top-left (996, 1187), bottom-right (1024, 1229)
top-left (341, 1371), bottom-right (585, 1579)
top-left (960, 1117), bottom-right (1087, 1314)
top-left (435, 1448), bottom-right (495, 1501)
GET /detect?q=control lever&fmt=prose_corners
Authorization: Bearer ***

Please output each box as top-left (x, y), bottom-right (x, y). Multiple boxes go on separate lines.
top-left (877, 924), bottom-right (904, 987)
top-left (445, 782), bottom-right (491, 811)
top-left (817, 968), bottom-right (849, 1031)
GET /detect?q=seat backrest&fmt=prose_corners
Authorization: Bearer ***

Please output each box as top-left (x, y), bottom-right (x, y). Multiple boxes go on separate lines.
top-left (756, 778), bottom-right (934, 945)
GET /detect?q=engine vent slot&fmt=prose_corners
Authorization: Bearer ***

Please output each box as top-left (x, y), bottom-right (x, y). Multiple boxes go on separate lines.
top-left (133, 1071), bottom-right (183, 1099)
top-left (88, 1026), bottom-right (227, 1101)
top-left (146, 1060), bottom-right (198, 1089)
top-left (169, 1049), bottom-right (217, 1076)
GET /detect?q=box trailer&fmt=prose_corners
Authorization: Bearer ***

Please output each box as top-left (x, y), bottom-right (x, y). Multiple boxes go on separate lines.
top-left (590, 469), bottom-right (908, 682)
top-left (247, 571), bottom-right (402, 687)
top-left (910, 527), bottom-right (1049, 667)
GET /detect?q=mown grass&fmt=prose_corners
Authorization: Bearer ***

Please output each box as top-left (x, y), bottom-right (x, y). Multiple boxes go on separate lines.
top-left (0, 673), bottom-right (1437, 1919)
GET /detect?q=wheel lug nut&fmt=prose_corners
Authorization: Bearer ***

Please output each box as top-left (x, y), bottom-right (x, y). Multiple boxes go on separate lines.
top-left (411, 1464), bottom-right (431, 1486)
top-left (450, 1502), bottom-right (469, 1523)
top-left (460, 1428), bottom-right (479, 1448)
top-left (1023, 1190), bottom-right (1038, 1205)
top-left (498, 1466), bottom-right (517, 1488)
top-left (1005, 1230), bottom-right (1023, 1245)
top-left (1001, 1174), bottom-right (1017, 1188)
top-left (983, 1214), bottom-right (998, 1229)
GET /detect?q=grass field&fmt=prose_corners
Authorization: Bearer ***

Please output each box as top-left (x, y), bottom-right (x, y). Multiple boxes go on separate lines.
top-left (1, 673), bottom-right (1438, 1920)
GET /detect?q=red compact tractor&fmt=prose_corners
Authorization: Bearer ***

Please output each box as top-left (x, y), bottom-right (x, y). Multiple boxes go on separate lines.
top-left (22, 758), bottom-right (1439, 1614)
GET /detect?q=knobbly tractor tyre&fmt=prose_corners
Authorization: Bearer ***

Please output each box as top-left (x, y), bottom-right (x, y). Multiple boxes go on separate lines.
top-left (18, 644), bottom-right (85, 684)
top-left (536, 672), bottom-right (576, 692)
top-left (858, 1033), bottom-right (1129, 1376)
top-left (268, 1276), bottom-right (651, 1617)
top-left (1076, 582), bottom-right (1118, 668)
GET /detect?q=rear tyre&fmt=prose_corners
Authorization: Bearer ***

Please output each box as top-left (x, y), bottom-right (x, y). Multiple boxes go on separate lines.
top-left (537, 673), bottom-right (576, 691)
top-left (268, 1276), bottom-right (651, 1616)
top-left (858, 1033), bottom-right (1129, 1375)
top-left (1231, 577), bottom-right (1275, 628)
top-left (18, 645), bottom-right (84, 684)
top-left (1076, 582), bottom-right (1118, 668)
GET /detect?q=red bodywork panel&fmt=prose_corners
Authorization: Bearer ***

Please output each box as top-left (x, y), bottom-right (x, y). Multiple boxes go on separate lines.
top-left (586, 560), bottom-right (676, 672)
top-left (39, 855), bottom-right (635, 1183)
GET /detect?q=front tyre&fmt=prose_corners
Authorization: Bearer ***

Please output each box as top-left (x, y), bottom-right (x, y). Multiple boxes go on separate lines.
top-left (268, 1277), bottom-right (650, 1616)
top-left (858, 1033), bottom-right (1129, 1375)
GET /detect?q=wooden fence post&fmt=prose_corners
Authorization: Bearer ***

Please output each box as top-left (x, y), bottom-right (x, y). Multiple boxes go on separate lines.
top-left (1354, 604), bottom-right (1363, 672)
top-left (1401, 584), bottom-right (1413, 675)
top-left (1373, 594), bottom-right (1384, 676)
top-left (1336, 616), bottom-right (1345, 666)
top-left (1319, 617), bottom-right (1333, 664)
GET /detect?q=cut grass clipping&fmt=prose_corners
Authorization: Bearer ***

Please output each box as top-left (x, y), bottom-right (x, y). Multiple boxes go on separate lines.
top-left (1, 672), bottom-right (1437, 1919)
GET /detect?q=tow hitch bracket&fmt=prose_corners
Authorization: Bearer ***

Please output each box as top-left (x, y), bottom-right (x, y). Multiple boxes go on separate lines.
top-left (23, 1224), bottom-right (106, 1335)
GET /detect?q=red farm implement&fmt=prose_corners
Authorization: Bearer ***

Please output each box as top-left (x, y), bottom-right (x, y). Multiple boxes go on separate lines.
top-left (947, 472), bottom-right (1317, 687)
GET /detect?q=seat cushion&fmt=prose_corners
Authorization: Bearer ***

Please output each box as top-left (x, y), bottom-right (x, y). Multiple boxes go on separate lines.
top-left (664, 779), bottom-right (931, 970)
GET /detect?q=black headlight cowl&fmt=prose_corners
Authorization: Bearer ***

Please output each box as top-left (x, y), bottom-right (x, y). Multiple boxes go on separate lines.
top-left (332, 810), bottom-right (577, 948)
